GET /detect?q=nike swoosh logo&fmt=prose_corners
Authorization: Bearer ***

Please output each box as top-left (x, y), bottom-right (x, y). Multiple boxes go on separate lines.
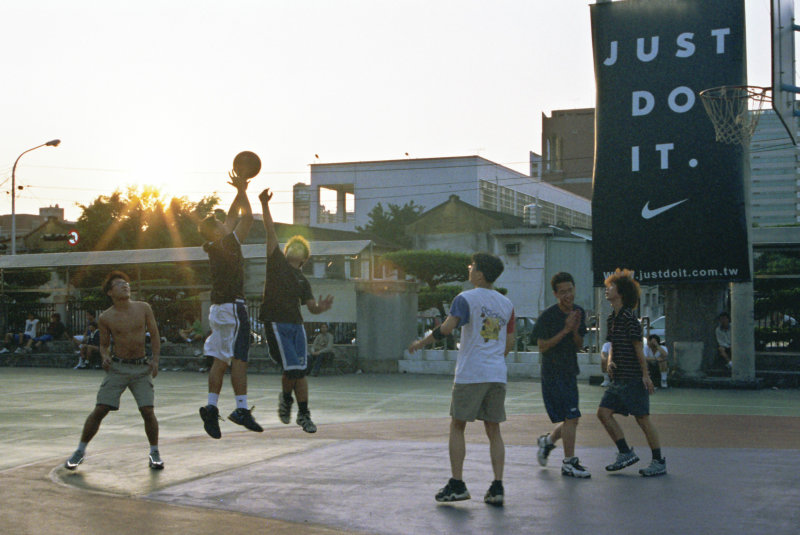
top-left (641, 199), bottom-right (688, 219)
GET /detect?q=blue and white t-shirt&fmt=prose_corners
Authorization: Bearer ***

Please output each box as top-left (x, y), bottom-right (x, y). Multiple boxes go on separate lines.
top-left (449, 288), bottom-right (515, 384)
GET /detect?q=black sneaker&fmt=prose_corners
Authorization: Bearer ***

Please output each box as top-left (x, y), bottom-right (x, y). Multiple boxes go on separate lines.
top-left (561, 457), bottom-right (591, 478)
top-left (199, 404), bottom-right (222, 439)
top-left (228, 407), bottom-right (264, 432)
top-left (278, 393), bottom-right (293, 424)
top-left (296, 411), bottom-right (317, 433)
top-left (639, 457), bottom-right (667, 477)
top-left (148, 450), bottom-right (165, 470)
top-left (484, 480), bottom-right (504, 506)
top-left (64, 450), bottom-right (84, 470)
top-left (435, 478), bottom-right (470, 502)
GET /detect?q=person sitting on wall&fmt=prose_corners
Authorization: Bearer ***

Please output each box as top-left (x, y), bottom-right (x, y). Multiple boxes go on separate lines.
top-left (715, 312), bottom-right (732, 370)
top-left (75, 322), bottom-right (101, 369)
top-left (1, 313), bottom-right (39, 354)
top-left (26, 313), bottom-right (69, 352)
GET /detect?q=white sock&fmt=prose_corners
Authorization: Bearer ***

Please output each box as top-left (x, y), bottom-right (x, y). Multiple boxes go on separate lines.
top-left (661, 372), bottom-right (667, 382)
top-left (603, 373), bottom-right (610, 382)
top-left (235, 395), bottom-right (248, 409)
top-left (727, 361), bottom-right (732, 368)
top-left (207, 392), bottom-right (219, 406)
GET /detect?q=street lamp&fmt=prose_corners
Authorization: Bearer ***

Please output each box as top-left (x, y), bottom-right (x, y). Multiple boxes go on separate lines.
top-left (10, 139), bottom-right (60, 255)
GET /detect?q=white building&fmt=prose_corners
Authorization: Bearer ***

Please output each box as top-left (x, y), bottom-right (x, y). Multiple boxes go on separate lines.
top-left (308, 155), bottom-right (591, 232)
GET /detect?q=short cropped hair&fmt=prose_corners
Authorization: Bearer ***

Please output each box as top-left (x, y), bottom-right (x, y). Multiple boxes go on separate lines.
top-left (197, 215), bottom-right (222, 241)
top-left (604, 268), bottom-right (641, 309)
top-left (284, 235), bottom-right (311, 260)
top-left (648, 334), bottom-right (661, 344)
top-left (472, 252), bottom-right (504, 283)
top-left (719, 311), bottom-right (730, 320)
top-left (102, 270), bottom-right (130, 294)
top-left (551, 272), bottom-right (575, 292)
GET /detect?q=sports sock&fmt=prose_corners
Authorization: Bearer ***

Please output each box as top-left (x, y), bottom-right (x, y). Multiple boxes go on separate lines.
top-left (298, 401), bottom-right (309, 413)
top-left (207, 392), bottom-right (219, 407)
top-left (150, 445), bottom-right (159, 454)
top-left (661, 372), bottom-right (668, 382)
top-left (544, 434), bottom-right (553, 446)
top-left (77, 442), bottom-right (87, 454)
top-left (235, 395), bottom-right (248, 409)
top-left (651, 448), bottom-right (662, 461)
top-left (603, 373), bottom-right (610, 382)
top-left (616, 438), bottom-right (631, 454)
top-left (283, 392), bottom-right (293, 403)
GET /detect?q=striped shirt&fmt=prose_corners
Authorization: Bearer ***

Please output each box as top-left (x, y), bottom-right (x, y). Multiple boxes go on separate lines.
top-left (607, 307), bottom-right (643, 381)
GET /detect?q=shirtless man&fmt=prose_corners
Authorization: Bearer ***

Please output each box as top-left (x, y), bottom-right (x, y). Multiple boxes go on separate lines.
top-left (64, 270), bottom-right (164, 471)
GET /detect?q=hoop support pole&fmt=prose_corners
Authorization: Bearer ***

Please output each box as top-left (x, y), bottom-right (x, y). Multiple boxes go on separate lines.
top-left (780, 83), bottom-right (800, 93)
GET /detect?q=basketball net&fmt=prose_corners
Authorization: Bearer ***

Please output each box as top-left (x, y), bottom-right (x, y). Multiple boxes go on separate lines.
top-left (699, 86), bottom-right (772, 146)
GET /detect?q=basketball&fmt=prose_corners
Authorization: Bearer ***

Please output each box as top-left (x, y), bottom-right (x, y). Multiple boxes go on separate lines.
top-left (232, 151), bottom-right (261, 179)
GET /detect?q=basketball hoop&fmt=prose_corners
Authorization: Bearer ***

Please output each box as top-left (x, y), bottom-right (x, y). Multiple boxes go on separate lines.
top-left (699, 85), bottom-right (772, 146)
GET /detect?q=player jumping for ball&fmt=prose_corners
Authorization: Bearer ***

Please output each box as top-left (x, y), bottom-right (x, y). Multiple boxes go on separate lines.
top-left (64, 270), bottom-right (164, 471)
top-left (197, 170), bottom-right (263, 439)
top-left (259, 188), bottom-right (333, 433)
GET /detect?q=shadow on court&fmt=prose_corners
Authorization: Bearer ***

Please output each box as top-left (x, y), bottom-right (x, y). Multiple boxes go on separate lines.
top-left (1, 369), bottom-right (799, 534)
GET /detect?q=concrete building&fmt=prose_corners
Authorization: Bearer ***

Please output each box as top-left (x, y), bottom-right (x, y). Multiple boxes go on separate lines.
top-left (750, 109), bottom-right (800, 226)
top-left (541, 108), bottom-right (595, 200)
top-left (406, 194), bottom-right (593, 321)
top-left (307, 155), bottom-right (591, 233)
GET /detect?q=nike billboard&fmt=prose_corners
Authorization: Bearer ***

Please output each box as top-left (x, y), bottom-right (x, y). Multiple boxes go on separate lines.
top-left (590, 0), bottom-right (751, 285)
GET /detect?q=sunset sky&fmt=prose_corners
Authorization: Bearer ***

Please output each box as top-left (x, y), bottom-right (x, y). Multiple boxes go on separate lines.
top-left (0, 0), bottom-right (781, 224)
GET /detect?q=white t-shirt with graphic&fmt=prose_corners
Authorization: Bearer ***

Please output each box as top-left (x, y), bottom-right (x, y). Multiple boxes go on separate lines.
top-left (24, 319), bottom-right (39, 337)
top-left (448, 288), bottom-right (515, 384)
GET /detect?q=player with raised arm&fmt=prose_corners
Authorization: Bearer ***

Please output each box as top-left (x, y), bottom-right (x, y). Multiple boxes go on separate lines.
top-left (259, 188), bottom-right (333, 433)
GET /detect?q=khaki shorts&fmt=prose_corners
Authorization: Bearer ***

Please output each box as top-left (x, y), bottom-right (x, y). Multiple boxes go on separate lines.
top-left (96, 360), bottom-right (154, 410)
top-left (450, 382), bottom-right (506, 423)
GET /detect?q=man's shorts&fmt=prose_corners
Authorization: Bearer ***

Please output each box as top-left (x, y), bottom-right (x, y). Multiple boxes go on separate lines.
top-left (450, 382), bottom-right (506, 423)
top-left (204, 301), bottom-right (250, 364)
top-left (265, 322), bottom-right (308, 379)
top-left (96, 360), bottom-right (154, 410)
top-left (11, 334), bottom-right (32, 344)
top-left (33, 334), bottom-right (54, 343)
top-left (541, 372), bottom-right (581, 423)
top-left (599, 379), bottom-right (650, 417)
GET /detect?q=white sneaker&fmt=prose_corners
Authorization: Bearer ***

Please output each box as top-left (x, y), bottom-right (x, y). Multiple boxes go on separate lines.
top-left (0, 348), bottom-right (9, 354)
top-left (14, 347), bottom-right (23, 354)
top-left (600, 379), bottom-right (611, 387)
top-left (561, 457), bottom-right (591, 478)
top-left (661, 381), bottom-right (668, 388)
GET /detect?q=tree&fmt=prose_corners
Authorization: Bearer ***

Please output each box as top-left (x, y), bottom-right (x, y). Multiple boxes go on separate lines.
top-left (382, 249), bottom-right (470, 291)
top-left (356, 201), bottom-right (423, 247)
top-left (75, 187), bottom-right (220, 252)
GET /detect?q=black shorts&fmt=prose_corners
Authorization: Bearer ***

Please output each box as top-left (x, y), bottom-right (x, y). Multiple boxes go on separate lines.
top-left (541, 372), bottom-right (581, 423)
top-left (599, 379), bottom-right (650, 417)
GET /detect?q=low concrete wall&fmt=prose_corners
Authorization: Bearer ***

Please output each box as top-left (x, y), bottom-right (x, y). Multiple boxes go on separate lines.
top-left (398, 349), bottom-right (602, 380)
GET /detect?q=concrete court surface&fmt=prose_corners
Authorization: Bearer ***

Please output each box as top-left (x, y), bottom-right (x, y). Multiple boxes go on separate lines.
top-left (1, 368), bottom-right (799, 535)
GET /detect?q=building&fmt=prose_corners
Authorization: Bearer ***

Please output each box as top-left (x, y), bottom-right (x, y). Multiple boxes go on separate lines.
top-left (750, 109), bottom-right (800, 226)
top-left (0, 205), bottom-right (73, 253)
top-left (541, 108), bottom-right (595, 199)
top-left (307, 155), bottom-right (591, 233)
top-left (406, 194), bottom-right (593, 320)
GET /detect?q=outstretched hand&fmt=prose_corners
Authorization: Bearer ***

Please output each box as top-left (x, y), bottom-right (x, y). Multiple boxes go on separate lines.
top-left (317, 294), bottom-right (334, 312)
top-left (259, 188), bottom-right (273, 205)
top-left (228, 170), bottom-right (250, 190)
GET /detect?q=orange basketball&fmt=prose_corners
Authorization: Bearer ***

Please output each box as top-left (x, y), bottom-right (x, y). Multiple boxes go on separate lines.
top-left (232, 151), bottom-right (261, 179)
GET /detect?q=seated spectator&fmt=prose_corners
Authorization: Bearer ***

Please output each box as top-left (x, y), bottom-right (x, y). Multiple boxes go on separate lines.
top-left (643, 334), bottom-right (669, 388)
top-left (74, 322), bottom-right (100, 369)
top-left (309, 323), bottom-right (335, 376)
top-left (1, 313), bottom-right (39, 354)
top-left (71, 311), bottom-right (96, 350)
top-left (716, 312), bottom-right (732, 370)
top-left (26, 313), bottom-right (68, 352)
top-left (179, 314), bottom-right (205, 343)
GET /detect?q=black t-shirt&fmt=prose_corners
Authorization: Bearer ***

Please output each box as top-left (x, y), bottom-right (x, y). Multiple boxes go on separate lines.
top-left (204, 233), bottom-right (245, 304)
top-left (531, 303), bottom-right (587, 376)
top-left (87, 330), bottom-right (100, 347)
top-left (260, 247), bottom-right (313, 324)
top-left (607, 307), bottom-right (643, 381)
top-left (48, 321), bottom-right (67, 339)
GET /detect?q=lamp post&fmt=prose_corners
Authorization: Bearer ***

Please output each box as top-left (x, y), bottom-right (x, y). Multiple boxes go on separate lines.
top-left (10, 139), bottom-right (60, 255)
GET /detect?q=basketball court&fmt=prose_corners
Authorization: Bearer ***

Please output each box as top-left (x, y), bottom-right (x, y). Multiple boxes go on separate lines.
top-left (1, 368), bottom-right (799, 535)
